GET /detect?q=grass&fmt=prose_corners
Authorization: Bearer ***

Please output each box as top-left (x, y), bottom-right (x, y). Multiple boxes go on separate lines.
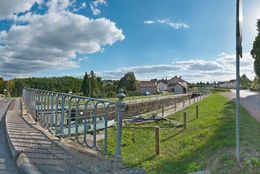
top-left (106, 93), bottom-right (260, 173)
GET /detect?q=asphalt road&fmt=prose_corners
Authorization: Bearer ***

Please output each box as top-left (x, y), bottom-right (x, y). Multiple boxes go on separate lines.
top-left (231, 90), bottom-right (260, 122)
top-left (0, 99), bottom-right (19, 174)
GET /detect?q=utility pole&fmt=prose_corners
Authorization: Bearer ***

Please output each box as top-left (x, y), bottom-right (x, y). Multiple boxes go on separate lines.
top-left (236, 0), bottom-right (243, 163)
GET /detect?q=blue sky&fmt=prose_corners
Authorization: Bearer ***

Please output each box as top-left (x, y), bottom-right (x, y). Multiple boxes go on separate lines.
top-left (0, 0), bottom-right (260, 82)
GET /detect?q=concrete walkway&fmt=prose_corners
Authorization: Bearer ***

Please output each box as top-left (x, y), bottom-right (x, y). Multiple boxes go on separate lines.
top-left (5, 99), bottom-right (115, 174)
top-left (0, 99), bottom-right (19, 174)
top-left (223, 90), bottom-right (260, 122)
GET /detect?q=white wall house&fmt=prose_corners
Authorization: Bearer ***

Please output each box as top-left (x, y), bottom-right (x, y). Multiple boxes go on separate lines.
top-left (157, 82), bottom-right (168, 92)
top-left (227, 80), bottom-right (236, 89)
top-left (167, 76), bottom-right (188, 94)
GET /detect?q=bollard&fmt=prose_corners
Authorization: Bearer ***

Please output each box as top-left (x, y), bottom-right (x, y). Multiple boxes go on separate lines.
top-left (175, 100), bottom-right (177, 111)
top-left (196, 105), bottom-right (199, 118)
top-left (183, 112), bottom-right (187, 129)
top-left (183, 100), bottom-right (185, 107)
top-left (115, 89), bottom-right (126, 159)
top-left (194, 97), bottom-right (195, 102)
top-left (189, 98), bottom-right (191, 104)
top-left (155, 126), bottom-right (160, 155)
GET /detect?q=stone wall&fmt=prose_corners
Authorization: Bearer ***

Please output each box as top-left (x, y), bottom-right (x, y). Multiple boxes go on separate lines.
top-left (123, 94), bottom-right (192, 118)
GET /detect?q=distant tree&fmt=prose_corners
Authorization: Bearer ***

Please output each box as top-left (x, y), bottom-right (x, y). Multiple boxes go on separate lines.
top-left (6, 80), bottom-right (15, 96)
top-left (252, 76), bottom-right (260, 90)
top-left (240, 74), bottom-right (252, 89)
top-left (0, 77), bottom-right (5, 94)
top-left (81, 72), bottom-right (90, 96)
top-left (251, 19), bottom-right (260, 90)
top-left (118, 72), bottom-right (138, 92)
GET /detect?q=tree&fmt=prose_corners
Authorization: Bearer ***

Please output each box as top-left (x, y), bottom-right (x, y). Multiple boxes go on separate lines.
top-left (6, 80), bottom-right (15, 96)
top-left (251, 19), bottom-right (260, 90)
top-left (118, 72), bottom-right (138, 93)
top-left (240, 74), bottom-right (252, 89)
top-left (0, 77), bottom-right (5, 94)
top-left (81, 71), bottom-right (102, 98)
top-left (81, 72), bottom-right (90, 96)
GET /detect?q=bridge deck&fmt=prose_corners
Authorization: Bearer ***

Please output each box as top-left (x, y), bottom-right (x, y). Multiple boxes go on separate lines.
top-left (5, 98), bottom-right (115, 174)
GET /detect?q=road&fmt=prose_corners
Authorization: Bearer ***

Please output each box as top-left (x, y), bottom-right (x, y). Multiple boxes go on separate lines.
top-left (0, 99), bottom-right (19, 174)
top-left (231, 90), bottom-right (260, 122)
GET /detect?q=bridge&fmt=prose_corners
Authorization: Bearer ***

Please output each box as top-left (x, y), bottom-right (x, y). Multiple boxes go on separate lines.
top-left (0, 88), bottom-right (204, 174)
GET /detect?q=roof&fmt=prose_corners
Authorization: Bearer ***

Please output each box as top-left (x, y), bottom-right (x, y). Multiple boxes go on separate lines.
top-left (140, 81), bottom-right (157, 88)
top-left (229, 79), bottom-right (236, 83)
top-left (169, 75), bottom-right (189, 84)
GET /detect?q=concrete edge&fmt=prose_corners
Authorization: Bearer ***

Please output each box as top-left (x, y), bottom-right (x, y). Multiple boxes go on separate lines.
top-left (4, 98), bottom-right (41, 174)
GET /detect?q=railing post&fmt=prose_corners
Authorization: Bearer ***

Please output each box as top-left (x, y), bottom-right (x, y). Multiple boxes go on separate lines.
top-left (196, 105), bottom-right (199, 118)
top-left (115, 89), bottom-right (126, 159)
top-left (60, 95), bottom-right (65, 137)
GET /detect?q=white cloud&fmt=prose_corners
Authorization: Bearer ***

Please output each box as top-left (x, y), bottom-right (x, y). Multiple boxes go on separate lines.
top-left (144, 20), bottom-right (155, 24)
top-left (0, 0), bottom-right (42, 18)
top-left (90, 0), bottom-right (107, 16)
top-left (98, 53), bottom-right (255, 82)
top-left (144, 18), bottom-right (189, 29)
top-left (0, 0), bottom-right (124, 77)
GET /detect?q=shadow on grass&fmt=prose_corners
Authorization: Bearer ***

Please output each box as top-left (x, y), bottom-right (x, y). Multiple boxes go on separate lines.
top-left (160, 129), bottom-right (184, 143)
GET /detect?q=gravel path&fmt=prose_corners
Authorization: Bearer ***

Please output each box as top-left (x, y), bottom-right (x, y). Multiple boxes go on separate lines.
top-left (0, 99), bottom-right (19, 174)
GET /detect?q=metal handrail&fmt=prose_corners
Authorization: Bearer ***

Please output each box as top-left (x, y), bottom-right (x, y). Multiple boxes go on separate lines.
top-left (22, 88), bottom-right (125, 158)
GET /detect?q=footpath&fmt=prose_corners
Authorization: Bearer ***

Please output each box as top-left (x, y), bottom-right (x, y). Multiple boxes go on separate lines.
top-left (5, 98), bottom-right (145, 174)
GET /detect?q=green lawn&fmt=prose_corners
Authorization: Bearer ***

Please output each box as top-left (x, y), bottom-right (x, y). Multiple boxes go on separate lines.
top-left (106, 93), bottom-right (260, 173)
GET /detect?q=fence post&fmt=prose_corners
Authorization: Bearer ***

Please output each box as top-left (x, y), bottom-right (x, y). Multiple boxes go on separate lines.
top-left (183, 112), bottom-right (187, 129)
top-left (115, 89), bottom-right (126, 159)
top-left (155, 126), bottom-right (160, 155)
top-left (183, 100), bottom-right (185, 107)
top-left (162, 105), bottom-right (164, 117)
top-left (175, 99), bottom-right (177, 111)
top-left (196, 105), bottom-right (199, 118)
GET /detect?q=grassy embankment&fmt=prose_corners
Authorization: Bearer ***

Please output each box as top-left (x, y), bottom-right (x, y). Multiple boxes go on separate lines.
top-left (106, 93), bottom-right (260, 173)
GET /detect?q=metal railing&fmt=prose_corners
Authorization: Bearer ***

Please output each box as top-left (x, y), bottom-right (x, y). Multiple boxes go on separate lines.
top-left (22, 88), bottom-right (125, 158)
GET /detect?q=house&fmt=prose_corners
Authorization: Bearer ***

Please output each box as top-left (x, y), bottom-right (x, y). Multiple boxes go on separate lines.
top-left (218, 81), bottom-right (228, 88)
top-left (167, 76), bottom-right (189, 94)
top-left (218, 80), bottom-right (236, 88)
top-left (157, 81), bottom-right (168, 92)
top-left (139, 81), bottom-right (158, 94)
top-left (227, 79), bottom-right (236, 89)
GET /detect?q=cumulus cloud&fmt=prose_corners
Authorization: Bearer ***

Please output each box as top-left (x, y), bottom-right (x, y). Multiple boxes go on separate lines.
top-left (144, 18), bottom-right (189, 29)
top-left (0, 0), bottom-right (42, 18)
top-left (99, 53), bottom-right (255, 82)
top-left (0, 0), bottom-right (124, 77)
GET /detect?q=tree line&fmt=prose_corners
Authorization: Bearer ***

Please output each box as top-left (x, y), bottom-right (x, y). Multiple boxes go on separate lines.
top-left (0, 71), bottom-right (139, 98)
